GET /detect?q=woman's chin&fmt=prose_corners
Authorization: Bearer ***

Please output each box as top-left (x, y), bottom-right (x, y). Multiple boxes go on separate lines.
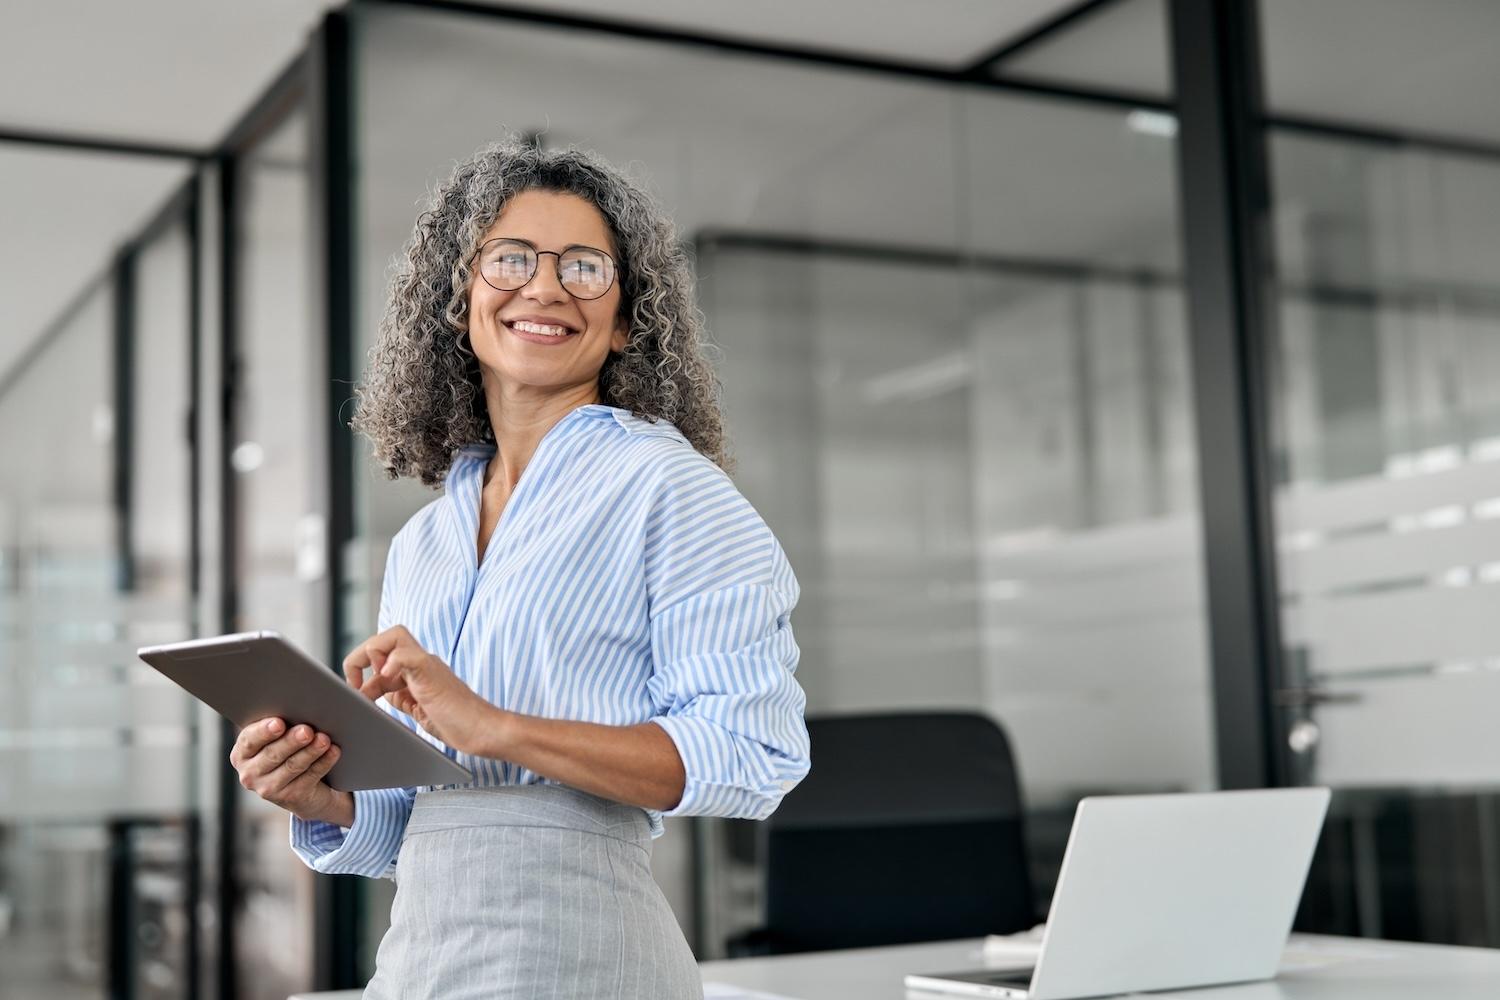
top-left (481, 365), bottom-right (599, 399)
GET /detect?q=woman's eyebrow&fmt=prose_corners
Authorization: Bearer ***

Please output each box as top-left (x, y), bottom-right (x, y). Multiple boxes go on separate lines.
top-left (495, 236), bottom-right (608, 254)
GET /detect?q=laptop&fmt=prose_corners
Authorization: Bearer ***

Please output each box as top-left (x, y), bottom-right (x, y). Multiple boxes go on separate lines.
top-left (904, 787), bottom-right (1331, 1000)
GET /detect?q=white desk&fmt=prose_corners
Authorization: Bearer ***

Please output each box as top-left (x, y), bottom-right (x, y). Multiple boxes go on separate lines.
top-left (697, 934), bottom-right (1500, 999)
top-left (290, 933), bottom-right (1500, 999)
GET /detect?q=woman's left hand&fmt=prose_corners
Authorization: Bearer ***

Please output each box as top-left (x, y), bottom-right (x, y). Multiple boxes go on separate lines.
top-left (343, 626), bottom-right (495, 755)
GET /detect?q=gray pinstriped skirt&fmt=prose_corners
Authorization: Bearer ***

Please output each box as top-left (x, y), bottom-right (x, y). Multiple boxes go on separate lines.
top-left (362, 784), bottom-right (702, 1000)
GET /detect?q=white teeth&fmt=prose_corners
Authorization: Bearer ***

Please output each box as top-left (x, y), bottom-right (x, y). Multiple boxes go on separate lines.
top-left (511, 320), bottom-right (571, 337)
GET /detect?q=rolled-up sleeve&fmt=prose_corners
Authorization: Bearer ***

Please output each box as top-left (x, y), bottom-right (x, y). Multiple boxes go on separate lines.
top-left (643, 453), bottom-right (811, 821)
top-left (289, 535), bottom-right (420, 879)
top-left (290, 784), bottom-right (417, 879)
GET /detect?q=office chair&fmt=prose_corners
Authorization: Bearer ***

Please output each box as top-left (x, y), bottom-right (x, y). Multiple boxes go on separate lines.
top-left (730, 711), bottom-right (1036, 955)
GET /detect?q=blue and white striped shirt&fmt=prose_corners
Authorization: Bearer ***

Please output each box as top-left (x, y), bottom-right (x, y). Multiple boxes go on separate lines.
top-left (290, 403), bottom-right (811, 879)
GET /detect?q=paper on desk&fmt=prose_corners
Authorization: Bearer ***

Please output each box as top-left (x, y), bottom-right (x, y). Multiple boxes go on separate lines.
top-left (702, 982), bottom-right (804, 1000)
top-left (982, 923), bottom-right (1046, 964)
top-left (1278, 938), bottom-right (1401, 973)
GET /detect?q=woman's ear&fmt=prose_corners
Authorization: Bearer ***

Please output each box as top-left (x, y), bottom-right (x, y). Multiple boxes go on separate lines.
top-left (610, 316), bottom-right (630, 354)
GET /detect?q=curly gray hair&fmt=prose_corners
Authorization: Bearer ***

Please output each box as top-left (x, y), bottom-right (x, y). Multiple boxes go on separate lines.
top-left (351, 135), bottom-right (728, 487)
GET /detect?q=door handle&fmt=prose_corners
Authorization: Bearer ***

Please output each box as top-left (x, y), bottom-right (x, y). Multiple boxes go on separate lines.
top-left (1273, 687), bottom-right (1364, 708)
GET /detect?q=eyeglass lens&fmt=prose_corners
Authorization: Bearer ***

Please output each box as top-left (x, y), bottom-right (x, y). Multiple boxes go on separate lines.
top-left (478, 239), bottom-right (615, 300)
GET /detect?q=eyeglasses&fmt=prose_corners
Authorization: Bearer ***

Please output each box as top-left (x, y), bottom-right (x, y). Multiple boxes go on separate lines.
top-left (474, 237), bottom-right (618, 301)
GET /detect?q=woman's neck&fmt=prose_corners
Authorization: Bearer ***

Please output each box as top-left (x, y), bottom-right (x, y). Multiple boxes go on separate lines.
top-left (481, 384), bottom-right (601, 491)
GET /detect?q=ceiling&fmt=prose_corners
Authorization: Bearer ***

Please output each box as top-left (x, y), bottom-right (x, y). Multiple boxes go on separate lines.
top-left (2, 0), bottom-right (1498, 387)
top-left (0, 0), bottom-right (1086, 152)
top-left (0, 0), bottom-right (1087, 384)
top-left (0, 0), bottom-right (341, 149)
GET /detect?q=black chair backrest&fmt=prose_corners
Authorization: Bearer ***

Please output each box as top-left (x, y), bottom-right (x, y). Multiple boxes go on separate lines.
top-left (763, 711), bottom-right (1035, 953)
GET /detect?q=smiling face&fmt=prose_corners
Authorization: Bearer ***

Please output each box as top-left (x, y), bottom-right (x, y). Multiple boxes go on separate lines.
top-left (465, 189), bottom-right (630, 406)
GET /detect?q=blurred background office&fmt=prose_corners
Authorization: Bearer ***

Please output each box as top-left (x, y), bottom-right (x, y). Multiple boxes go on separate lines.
top-left (2, 0), bottom-right (1498, 997)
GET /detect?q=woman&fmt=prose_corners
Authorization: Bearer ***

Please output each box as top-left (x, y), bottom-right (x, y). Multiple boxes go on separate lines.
top-left (227, 136), bottom-right (811, 999)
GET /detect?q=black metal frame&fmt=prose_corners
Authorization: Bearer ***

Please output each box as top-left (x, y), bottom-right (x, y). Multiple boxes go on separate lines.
top-left (213, 149), bottom-right (242, 1000)
top-left (110, 252), bottom-right (136, 593)
top-left (308, 10), bottom-right (365, 988)
top-left (184, 176), bottom-right (205, 998)
top-left (105, 815), bottom-right (202, 1000)
top-left (105, 819), bottom-right (134, 998)
top-left (1168, 0), bottom-right (1285, 789)
top-left (0, 126), bottom-right (206, 160)
top-left (693, 228), bottom-right (1175, 287)
top-left (1268, 112), bottom-right (1500, 165)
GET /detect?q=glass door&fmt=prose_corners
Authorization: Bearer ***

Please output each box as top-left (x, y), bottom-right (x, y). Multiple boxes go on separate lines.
top-left (1257, 0), bottom-right (1500, 947)
top-left (0, 166), bottom-right (201, 997)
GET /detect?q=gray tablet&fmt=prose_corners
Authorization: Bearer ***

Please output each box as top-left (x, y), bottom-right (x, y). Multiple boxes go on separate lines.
top-left (138, 629), bottom-right (473, 792)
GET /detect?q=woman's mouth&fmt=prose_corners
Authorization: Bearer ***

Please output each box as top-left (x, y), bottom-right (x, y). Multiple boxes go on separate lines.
top-left (505, 319), bottom-right (579, 343)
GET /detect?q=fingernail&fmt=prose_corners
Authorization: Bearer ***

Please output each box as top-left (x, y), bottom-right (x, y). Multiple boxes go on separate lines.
top-left (269, 720), bottom-right (283, 734)
top-left (315, 735), bottom-right (328, 748)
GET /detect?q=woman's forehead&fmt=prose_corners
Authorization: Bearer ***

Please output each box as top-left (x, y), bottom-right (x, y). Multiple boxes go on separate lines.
top-left (484, 189), bottom-right (615, 251)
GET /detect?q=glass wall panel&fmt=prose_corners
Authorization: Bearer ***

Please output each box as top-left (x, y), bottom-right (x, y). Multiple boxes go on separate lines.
top-left (133, 221), bottom-right (195, 624)
top-left (0, 190), bottom-right (200, 997)
top-left (229, 104), bottom-right (324, 999)
top-left (0, 284), bottom-right (116, 997)
top-left (1261, 0), bottom-right (1500, 143)
top-left (1262, 1), bottom-right (1500, 948)
top-left (955, 92), bottom-right (1203, 833)
top-left (350, 3), bottom-right (1203, 963)
top-left (125, 214), bottom-right (202, 1000)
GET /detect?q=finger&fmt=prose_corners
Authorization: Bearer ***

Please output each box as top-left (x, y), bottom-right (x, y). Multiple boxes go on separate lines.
top-left (282, 743), bottom-right (342, 798)
top-left (360, 649), bottom-right (408, 701)
top-left (243, 725), bottom-right (316, 783)
top-left (343, 626), bottom-right (409, 688)
top-left (233, 717), bottom-right (285, 765)
top-left (362, 672), bottom-right (406, 704)
top-left (393, 691), bottom-right (424, 720)
top-left (342, 641), bottom-right (372, 688)
top-left (378, 649), bottom-right (405, 681)
top-left (308, 741), bottom-right (341, 781)
top-left (273, 731), bottom-right (333, 782)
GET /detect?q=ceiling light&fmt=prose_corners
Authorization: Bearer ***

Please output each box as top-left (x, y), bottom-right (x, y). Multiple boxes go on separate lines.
top-left (231, 441), bottom-right (264, 473)
top-left (1126, 110), bottom-right (1178, 139)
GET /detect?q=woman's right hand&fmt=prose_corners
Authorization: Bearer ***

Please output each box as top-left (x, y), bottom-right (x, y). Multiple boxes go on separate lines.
top-left (229, 716), bottom-right (353, 826)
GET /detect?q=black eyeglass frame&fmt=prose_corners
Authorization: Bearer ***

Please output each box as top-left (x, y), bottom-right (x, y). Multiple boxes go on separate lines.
top-left (473, 236), bottom-right (620, 300)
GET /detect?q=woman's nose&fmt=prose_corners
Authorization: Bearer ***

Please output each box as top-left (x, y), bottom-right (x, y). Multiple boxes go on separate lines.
top-left (519, 260), bottom-right (569, 304)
